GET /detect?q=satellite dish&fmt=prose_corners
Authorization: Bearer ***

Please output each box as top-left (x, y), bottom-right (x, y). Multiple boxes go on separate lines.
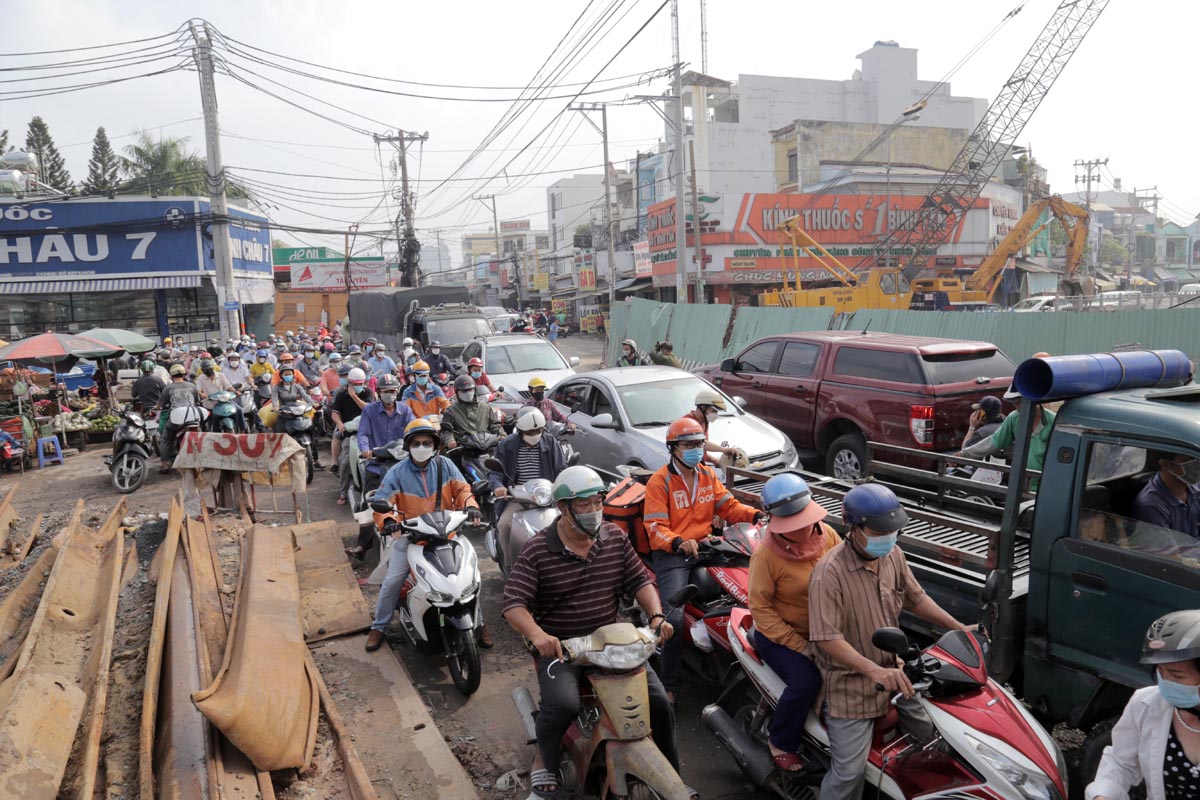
top-left (12, 380), bottom-right (28, 397)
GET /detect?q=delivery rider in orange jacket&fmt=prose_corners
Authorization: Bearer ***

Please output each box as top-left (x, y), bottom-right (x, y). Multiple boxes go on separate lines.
top-left (644, 416), bottom-right (764, 696)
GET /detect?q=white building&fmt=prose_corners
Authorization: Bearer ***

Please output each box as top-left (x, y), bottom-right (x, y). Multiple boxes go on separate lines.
top-left (546, 174), bottom-right (606, 254)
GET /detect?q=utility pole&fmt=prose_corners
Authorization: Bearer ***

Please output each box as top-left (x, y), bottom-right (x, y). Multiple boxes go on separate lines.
top-left (571, 103), bottom-right (617, 313)
top-left (700, 0), bottom-right (709, 75)
top-left (1074, 157), bottom-right (1107, 275)
top-left (1133, 186), bottom-right (1160, 283)
top-left (434, 229), bottom-right (444, 276)
top-left (671, 0), bottom-right (688, 303)
top-left (190, 22), bottom-right (238, 340)
top-left (688, 139), bottom-right (705, 301)
top-left (474, 194), bottom-right (523, 307)
top-left (374, 131), bottom-right (428, 287)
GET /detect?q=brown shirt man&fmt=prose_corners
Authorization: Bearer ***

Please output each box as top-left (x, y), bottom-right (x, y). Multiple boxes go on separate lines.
top-left (807, 540), bottom-right (927, 719)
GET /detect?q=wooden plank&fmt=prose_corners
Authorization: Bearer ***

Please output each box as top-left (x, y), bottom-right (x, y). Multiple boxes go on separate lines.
top-left (0, 480), bottom-right (20, 554)
top-left (293, 520), bottom-right (372, 642)
top-left (0, 513), bottom-right (40, 570)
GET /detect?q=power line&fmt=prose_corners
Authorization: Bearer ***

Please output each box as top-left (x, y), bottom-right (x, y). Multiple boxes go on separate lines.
top-left (0, 29), bottom-right (184, 58)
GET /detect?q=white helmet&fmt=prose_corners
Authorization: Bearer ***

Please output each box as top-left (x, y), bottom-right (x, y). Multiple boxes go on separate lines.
top-left (515, 408), bottom-right (546, 432)
top-left (347, 367), bottom-right (367, 383)
top-left (402, 337), bottom-right (414, 347)
top-left (694, 388), bottom-right (727, 411)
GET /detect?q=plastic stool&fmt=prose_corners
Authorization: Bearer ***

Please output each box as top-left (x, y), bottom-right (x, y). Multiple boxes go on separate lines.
top-left (36, 437), bottom-right (64, 469)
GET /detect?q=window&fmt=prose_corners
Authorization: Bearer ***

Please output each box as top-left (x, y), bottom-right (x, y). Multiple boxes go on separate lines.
top-left (592, 386), bottom-right (615, 418)
top-left (617, 377), bottom-right (723, 427)
top-left (920, 349), bottom-right (1016, 386)
top-left (484, 342), bottom-right (565, 374)
top-left (832, 347), bottom-right (921, 383)
top-left (1076, 442), bottom-right (1200, 569)
top-left (777, 342), bottom-right (820, 377)
top-left (787, 150), bottom-right (798, 184)
top-left (553, 381), bottom-right (590, 411)
top-left (734, 341), bottom-right (778, 374)
top-left (461, 342), bottom-right (481, 361)
top-left (878, 272), bottom-right (898, 295)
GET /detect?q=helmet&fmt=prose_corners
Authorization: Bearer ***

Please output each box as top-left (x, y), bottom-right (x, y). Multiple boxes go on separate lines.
top-left (348, 368), bottom-right (367, 384)
top-left (621, 338), bottom-right (637, 349)
top-left (163, 337), bottom-right (173, 345)
top-left (289, 343), bottom-right (300, 353)
top-left (324, 342), bottom-right (335, 353)
top-left (411, 360), bottom-right (430, 374)
top-left (842, 483), bottom-right (908, 532)
top-left (328, 352), bottom-right (343, 362)
top-left (336, 363), bottom-right (352, 377)
top-left (516, 408), bottom-right (546, 432)
top-left (348, 344), bottom-right (362, 355)
top-left (402, 337), bottom-right (413, 347)
top-left (200, 359), bottom-right (215, 372)
top-left (190, 345), bottom-right (199, 353)
top-left (139, 360), bottom-right (154, 373)
top-left (279, 352), bottom-right (294, 363)
top-left (367, 337), bottom-right (378, 345)
top-left (377, 374), bottom-right (401, 392)
top-left (552, 466), bottom-right (607, 504)
top-left (430, 340), bottom-right (441, 348)
top-left (468, 357), bottom-right (484, 369)
top-left (256, 349), bottom-right (268, 358)
top-left (1141, 610), bottom-right (1200, 665)
top-left (169, 364), bottom-right (186, 377)
top-left (274, 342), bottom-right (285, 351)
top-left (666, 417), bottom-right (706, 445)
top-left (528, 376), bottom-right (548, 390)
top-left (762, 472), bottom-right (827, 531)
top-left (373, 343), bottom-right (388, 352)
top-left (403, 418), bottom-right (440, 448)
top-left (157, 349), bottom-right (172, 363)
top-left (286, 330), bottom-right (294, 337)
top-left (694, 389), bottom-right (727, 411)
top-left (279, 364), bottom-right (295, 375)
top-left (454, 375), bottom-right (476, 394)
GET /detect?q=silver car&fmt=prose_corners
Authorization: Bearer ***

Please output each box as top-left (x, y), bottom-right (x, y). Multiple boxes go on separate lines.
top-left (546, 366), bottom-right (799, 483)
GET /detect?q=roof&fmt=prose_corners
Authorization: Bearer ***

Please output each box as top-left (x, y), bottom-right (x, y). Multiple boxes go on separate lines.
top-left (588, 365), bottom-right (694, 387)
top-left (770, 330), bottom-right (998, 354)
top-left (1057, 386), bottom-right (1200, 446)
top-left (478, 334), bottom-right (551, 346)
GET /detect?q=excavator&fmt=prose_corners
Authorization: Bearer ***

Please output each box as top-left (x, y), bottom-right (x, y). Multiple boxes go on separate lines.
top-left (759, 195), bottom-right (1089, 312)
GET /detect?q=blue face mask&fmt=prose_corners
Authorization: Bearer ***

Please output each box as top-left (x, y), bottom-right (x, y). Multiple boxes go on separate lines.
top-left (679, 447), bottom-right (704, 468)
top-left (1157, 673), bottom-right (1200, 708)
top-left (470, 370), bottom-right (482, 379)
top-left (861, 530), bottom-right (898, 559)
top-left (416, 376), bottom-right (429, 386)
top-left (339, 378), bottom-right (348, 387)
top-left (282, 374), bottom-right (294, 384)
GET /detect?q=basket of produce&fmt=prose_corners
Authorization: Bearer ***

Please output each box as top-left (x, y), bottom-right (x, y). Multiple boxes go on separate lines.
top-left (86, 414), bottom-right (119, 442)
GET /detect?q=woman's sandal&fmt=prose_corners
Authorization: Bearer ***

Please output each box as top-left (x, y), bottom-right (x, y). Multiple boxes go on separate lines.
top-left (528, 767), bottom-right (559, 799)
top-left (772, 750), bottom-right (807, 773)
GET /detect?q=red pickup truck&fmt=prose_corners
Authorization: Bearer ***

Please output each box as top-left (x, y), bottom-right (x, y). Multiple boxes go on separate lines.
top-left (696, 331), bottom-right (1015, 479)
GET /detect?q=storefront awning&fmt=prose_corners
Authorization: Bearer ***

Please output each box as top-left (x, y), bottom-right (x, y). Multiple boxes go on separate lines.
top-left (615, 277), bottom-right (652, 293)
top-left (0, 274), bottom-right (203, 294)
top-left (1153, 266), bottom-right (1178, 281)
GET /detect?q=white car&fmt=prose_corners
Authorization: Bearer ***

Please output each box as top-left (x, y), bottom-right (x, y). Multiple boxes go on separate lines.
top-left (1012, 295), bottom-right (1058, 312)
top-left (459, 334), bottom-right (578, 400)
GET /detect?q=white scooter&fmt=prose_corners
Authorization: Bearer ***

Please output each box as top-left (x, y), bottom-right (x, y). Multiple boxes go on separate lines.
top-left (487, 475), bottom-right (558, 577)
top-left (369, 501), bottom-right (486, 696)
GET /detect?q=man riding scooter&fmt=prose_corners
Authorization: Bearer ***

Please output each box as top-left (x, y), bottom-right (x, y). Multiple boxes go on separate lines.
top-left (488, 408), bottom-right (567, 569)
top-left (345, 374), bottom-right (414, 560)
top-left (272, 363), bottom-right (322, 469)
top-left (441, 375), bottom-right (502, 450)
top-left (502, 466), bottom-right (687, 800)
top-left (131, 359), bottom-right (165, 415)
top-left (424, 340), bottom-right (454, 377)
top-left (155, 363), bottom-right (201, 473)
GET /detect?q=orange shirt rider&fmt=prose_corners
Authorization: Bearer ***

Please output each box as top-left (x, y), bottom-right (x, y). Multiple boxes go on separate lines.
top-left (644, 456), bottom-right (759, 553)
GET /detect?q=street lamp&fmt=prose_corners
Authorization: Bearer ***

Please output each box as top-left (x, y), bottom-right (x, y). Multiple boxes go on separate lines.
top-left (885, 112), bottom-right (922, 236)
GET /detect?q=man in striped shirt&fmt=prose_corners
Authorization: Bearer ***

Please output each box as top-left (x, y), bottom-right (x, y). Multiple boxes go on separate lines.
top-left (808, 483), bottom-right (969, 800)
top-left (488, 408), bottom-right (568, 569)
top-left (502, 466), bottom-right (680, 798)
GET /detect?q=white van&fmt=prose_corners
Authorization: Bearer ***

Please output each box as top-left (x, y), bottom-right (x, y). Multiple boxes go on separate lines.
top-left (1012, 295), bottom-right (1058, 312)
top-left (1097, 290), bottom-right (1144, 307)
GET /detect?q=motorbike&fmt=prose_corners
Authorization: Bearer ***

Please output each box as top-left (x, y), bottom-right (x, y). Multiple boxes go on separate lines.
top-left (206, 389), bottom-right (244, 433)
top-left (446, 431), bottom-right (501, 520)
top-left (235, 384), bottom-right (262, 432)
top-left (510, 586), bottom-right (699, 800)
top-left (253, 373), bottom-right (274, 410)
top-left (705, 578), bottom-right (1068, 800)
top-left (161, 405), bottom-right (209, 469)
top-left (369, 499), bottom-right (488, 696)
top-left (277, 400), bottom-right (317, 483)
top-left (105, 408), bottom-right (157, 493)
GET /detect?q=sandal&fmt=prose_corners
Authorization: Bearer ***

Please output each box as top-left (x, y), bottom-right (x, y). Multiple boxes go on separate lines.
top-left (337, 495), bottom-right (347, 505)
top-left (528, 767), bottom-right (558, 799)
top-left (771, 751), bottom-right (806, 773)
top-left (685, 786), bottom-right (699, 799)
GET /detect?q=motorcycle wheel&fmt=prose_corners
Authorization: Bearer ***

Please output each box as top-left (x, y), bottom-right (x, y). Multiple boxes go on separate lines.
top-left (446, 627), bottom-right (481, 696)
top-left (110, 451), bottom-right (147, 494)
top-left (607, 780), bottom-right (666, 799)
top-left (304, 444), bottom-right (315, 484)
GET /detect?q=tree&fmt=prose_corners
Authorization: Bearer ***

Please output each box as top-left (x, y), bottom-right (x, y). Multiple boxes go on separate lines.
top-left (80, 127), bottom-right (121, 196)
top-left (119, 129), bottom-right (250, 199)
top-left (1100, 237), bottom-right (1129, 267)
top-left (0, 130), bottom-right (7, 154)
top-left (24, 116), bottom-right (72, 192)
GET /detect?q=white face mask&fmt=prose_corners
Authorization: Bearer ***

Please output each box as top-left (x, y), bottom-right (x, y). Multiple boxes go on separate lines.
top-left (430, 348), bottom-right (440, 355)
top-left (409, 444), bottom-right (435, 463)
top-left (521, 432), bottom-right (543, 446)
top-left (458, 391), bottom-right (476, 403)
top-left (706, 409), bottom-right (719, 423)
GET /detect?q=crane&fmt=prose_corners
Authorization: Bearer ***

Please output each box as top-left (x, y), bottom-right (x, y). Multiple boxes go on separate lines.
top-left (854, 0), bottom-right (1111, 277)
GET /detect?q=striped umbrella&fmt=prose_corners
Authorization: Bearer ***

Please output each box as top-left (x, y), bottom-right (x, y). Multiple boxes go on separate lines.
top-left (0, 331), bottom-right (121, 365)
top-left (79, 328), bottom-right (156, 356)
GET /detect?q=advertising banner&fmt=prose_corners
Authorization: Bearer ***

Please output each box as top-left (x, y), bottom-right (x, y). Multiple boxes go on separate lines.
top-left (534, 271), bottom-right (550, 291)
top-left (551, 299), bottom-right (567, 314)
top-left (579, 268), bottom-right (596, 290)
top-left (289, 257), bottom-right (387, 291)
top-left (633, 241), bottom-right (652, 277)
top-left (226, 206), bottom-right (273, 278)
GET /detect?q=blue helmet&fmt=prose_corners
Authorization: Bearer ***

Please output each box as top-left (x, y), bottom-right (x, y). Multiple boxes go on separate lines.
top-left (256, 349), bottom-right (269, 358)
top-left (762, 472), bottom-right (814, 516)
top-left (842, 483), bottom-right (908, 532)
top-left (348, 344), bottom-right (362, 355)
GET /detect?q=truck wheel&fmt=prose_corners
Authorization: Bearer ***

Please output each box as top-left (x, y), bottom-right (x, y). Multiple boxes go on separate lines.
top-left (826, 433), bottom-right (868, 481)
top-left (1076, 718), bottom-right (1144, 800)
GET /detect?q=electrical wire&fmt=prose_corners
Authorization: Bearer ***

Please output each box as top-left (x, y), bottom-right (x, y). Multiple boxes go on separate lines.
top-left (0, 61), bottom-right (190, 101)
top-left (0, 29), bottom-right (185, 58)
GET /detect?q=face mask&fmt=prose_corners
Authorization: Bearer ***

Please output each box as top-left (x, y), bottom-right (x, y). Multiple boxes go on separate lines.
top-left (679, 448), bottom-right (704, 468)
top-left (353, 384), bottom-right (366, 394)
top-left (531, 390), bottom-right (545, 402)
top-left (458, 391), bottom-right (476, 404)
top-left (706, 410), bottom-right (719, 423)
top-left (339, 378), bottom-right (349, 387)
top-left (230, 360), bottom-right (240, 368)
top-left (306, 353), bottom-right (315, 359)
top-left (623, 349), bottom-right (632, 358)
top-left (860, 529), bottom-right (898, 559)
top-left (282, 374), bottom-right (294, 384)
top-left (380, 391), bottom-right (397, 405)
top-left (470, 370), bottom-right (482, 379)
top-left (258, 357), bottom-right (266, 364)
top-left (416, 376), bottom-right (429, 387)
top-left (1157, 673), bottom-right (1200, 708)
top-left (409, 444), bottom-right (435, 463)
top-left (430, 348), bottom-right (440, 355)
top-left (573, 509), bottom-right (603, 538)
top-left (522, 432), bottom-right (543, 446)
top-left (1170, 460), bottom-right (1200, 484)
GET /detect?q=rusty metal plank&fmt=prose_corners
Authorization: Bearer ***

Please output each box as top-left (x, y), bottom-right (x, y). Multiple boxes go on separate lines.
top-left (293, 521), bottom-right (372, 642)
top-left (192, 524), bottom-right (319, 772)
top-left (0, 513), bottom-right (40, 571)
top-left (0, 499), bottom-right (125, 800)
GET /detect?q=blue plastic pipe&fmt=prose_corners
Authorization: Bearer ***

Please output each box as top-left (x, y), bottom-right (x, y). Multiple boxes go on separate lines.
top-left (1013, 350), bottom-right (1193, 402)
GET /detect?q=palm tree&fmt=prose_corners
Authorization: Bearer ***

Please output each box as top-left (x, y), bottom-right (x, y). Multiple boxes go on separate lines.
top-left (119, 130), bottom-right (250, 199)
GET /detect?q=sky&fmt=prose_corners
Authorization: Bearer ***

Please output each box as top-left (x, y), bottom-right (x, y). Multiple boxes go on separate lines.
top-left (1, 0), bottom-right (1193, 270)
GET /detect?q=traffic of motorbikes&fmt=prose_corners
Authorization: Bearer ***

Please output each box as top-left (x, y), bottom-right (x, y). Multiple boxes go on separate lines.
top-left (100, 327), bottom-right (1072, 800)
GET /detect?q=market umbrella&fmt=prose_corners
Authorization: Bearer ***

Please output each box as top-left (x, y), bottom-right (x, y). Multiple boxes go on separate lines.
top-left (78, 328), bottom-right (156, 355)
top-left (0, 331), bottom-right (121, 363)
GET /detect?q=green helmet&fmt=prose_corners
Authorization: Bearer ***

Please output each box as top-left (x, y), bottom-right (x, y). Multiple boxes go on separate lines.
top-left (551, 466), bottom-right (606, 504)
top-left (139, 359), bottom-right (155, 374)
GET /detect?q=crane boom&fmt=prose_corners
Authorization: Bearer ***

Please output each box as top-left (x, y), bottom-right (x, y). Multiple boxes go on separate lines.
top-left (855, 0), bottom-right (1111, 274)
top-left (963, 195), bottom-right (1089, 296)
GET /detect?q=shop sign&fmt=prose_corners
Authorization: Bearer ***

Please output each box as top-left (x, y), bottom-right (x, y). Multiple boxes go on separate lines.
top-left (633, 241), bottom-right (652, 277)
top-left (501, 219), bottom-right (530, 232)
top-left (534, 271), bottom-right (550, 291)
top-left (289, 257), bottom-right (387, 291)
top-left (579, 268), bottom-right (596, 290)
top-left (551, 299), bottom-right (567, 314)
top-left (273, 246), bottom-right (338, 264)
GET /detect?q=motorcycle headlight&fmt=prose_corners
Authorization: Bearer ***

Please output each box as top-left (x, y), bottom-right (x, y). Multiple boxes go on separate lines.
top-left (592, 641), bottom-right (656, 670)
top-left (966, 734), bottom-right (1058, 800)
top-left (130, 427), bottom-right (146, 443)
top-left (462, 579), bottom-right (480, 600)
top-left (426, 590), bottom-right (453, 605)
top-left (530, 483), bottom-right (554, 507)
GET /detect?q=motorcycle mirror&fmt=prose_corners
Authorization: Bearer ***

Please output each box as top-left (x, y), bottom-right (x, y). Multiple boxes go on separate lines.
top-left (483, 457), bottom-right (504, 472)
top-left (470, 479), bottom-right (490, 496)
top-left (870, 627), bottom-right (911, 657)
top-left (980, 570), bottom-right (1002, 607)
top-left (667, 584), bottom-right (699, 609)
top-left (370, 500), bottom-right (393, 515)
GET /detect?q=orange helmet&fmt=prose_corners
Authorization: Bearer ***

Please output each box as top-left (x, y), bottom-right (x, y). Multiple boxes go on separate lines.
top-left (468, 357), bottom-right (484, 368)
top-left (666, 417), bottom-right (706, 445)
top-left (279, 352), bottom-right (295, 363)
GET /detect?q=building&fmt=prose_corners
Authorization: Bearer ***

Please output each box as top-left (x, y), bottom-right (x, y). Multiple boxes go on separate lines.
top-left (546, 173), bottom-right (606, 254)
top-left (0, 195), bottom-right (273, 342)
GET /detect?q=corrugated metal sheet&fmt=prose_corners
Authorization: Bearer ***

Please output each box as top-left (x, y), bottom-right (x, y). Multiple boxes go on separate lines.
top-left (724, 307), bottom-right (835, 359)
top-left (667, 303), bottom-right (732, 366)
top-left (608, 298), bottom-right (673, 364)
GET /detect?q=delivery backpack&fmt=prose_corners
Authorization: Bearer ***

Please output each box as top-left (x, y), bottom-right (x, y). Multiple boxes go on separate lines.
top-left (603, 470), bottom-right (654, 555)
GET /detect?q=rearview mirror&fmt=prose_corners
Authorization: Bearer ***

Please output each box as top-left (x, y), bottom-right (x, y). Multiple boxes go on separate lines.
top-left (591, 413), bottom-right (616, 429)
top-left (720, 357), bottom-right (734, 372)
top-left (668, 584), bottom-right (699, 609)
top-left (569, 356), bottom-right (580, 367)
top-left (870, 627), bottom-right (911, 656)
top-left (471, 479), bottom-right (490, 496)
top-left (733, 396), bottom-right (748, 408)
top-left (370, 500), bottom-right (393, 515)
top-left (981, 570), bottom-right (1002, 607)
top-left (570, 402), bottom-right (582, 414)
top-left (483, 457), bottom-right (504, 472)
